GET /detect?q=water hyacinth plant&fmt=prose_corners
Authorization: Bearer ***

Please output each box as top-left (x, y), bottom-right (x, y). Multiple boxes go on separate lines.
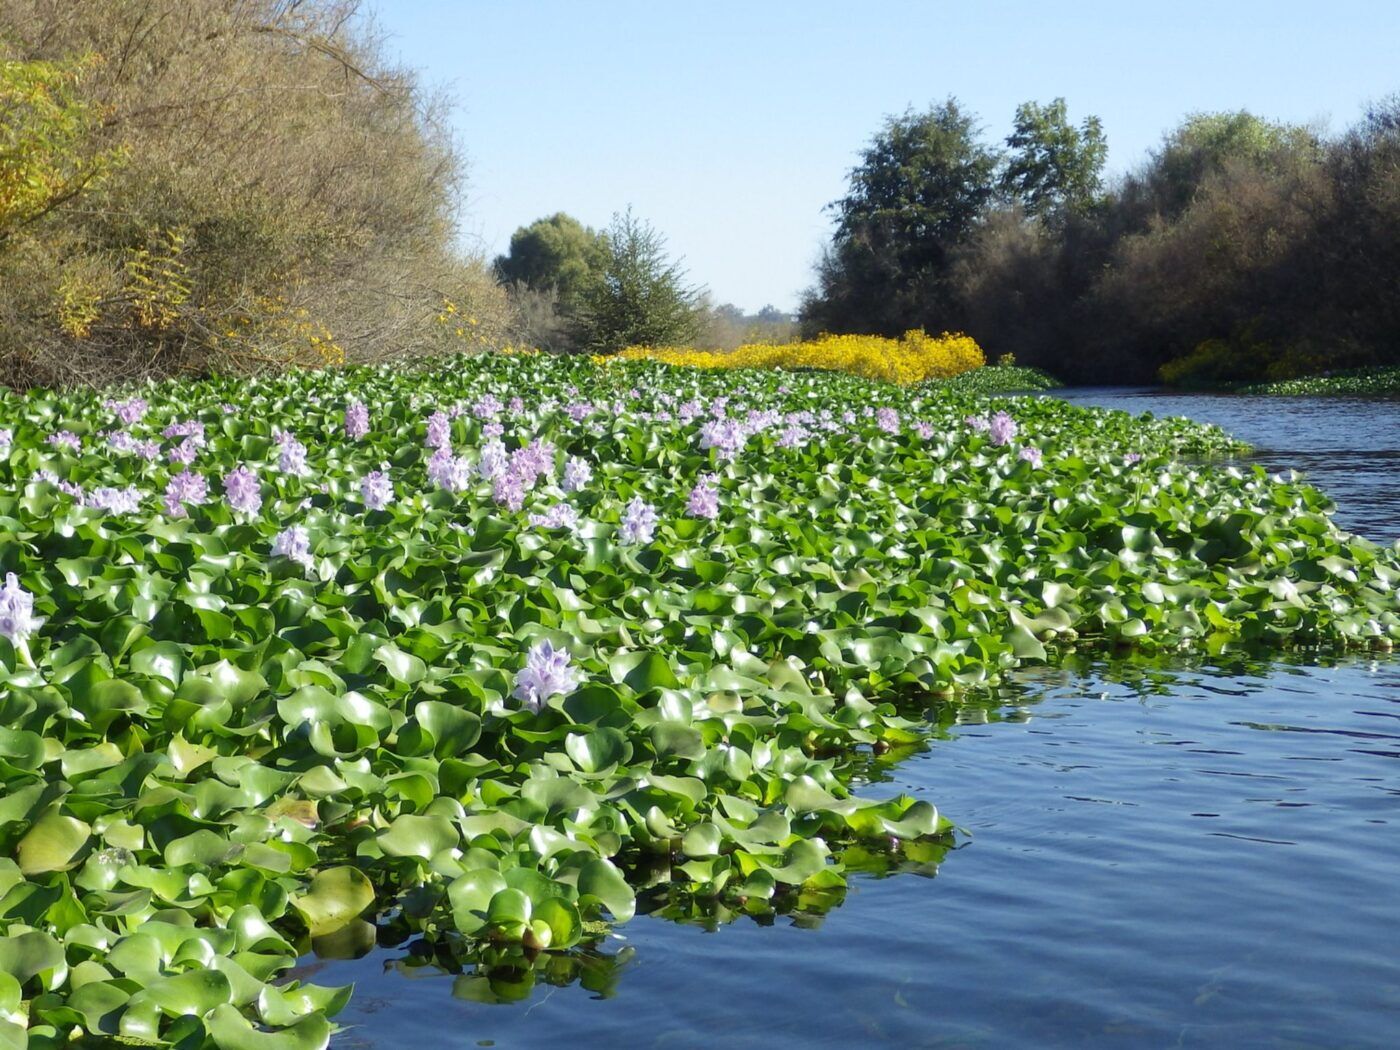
top-left (0, 350), bottom-right (1395, 1048)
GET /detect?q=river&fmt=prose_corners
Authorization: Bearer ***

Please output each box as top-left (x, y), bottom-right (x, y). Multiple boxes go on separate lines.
top-left (316, 388), bottom-right (1400, 1049)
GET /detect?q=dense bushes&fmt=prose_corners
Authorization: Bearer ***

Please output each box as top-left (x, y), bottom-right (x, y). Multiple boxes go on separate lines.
top-left (0, 0), bottom-right (509, 389)
top-left (807, 100), bottom-right (1400, 385)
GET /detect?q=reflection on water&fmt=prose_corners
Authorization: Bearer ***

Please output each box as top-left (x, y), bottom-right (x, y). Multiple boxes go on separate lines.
top-left (317, 651), bottom-right (1400, 1049)
top-left (1044, 387), bottom-right (1400, 542)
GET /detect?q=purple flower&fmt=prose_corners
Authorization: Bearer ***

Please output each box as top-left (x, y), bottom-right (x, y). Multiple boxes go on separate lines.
top-left (164, 470), bottom-right (208, 518)
top-left (747, 408), bottom-right (781, 432)
top-left (425, 411), bottom-right (452, 450)
top-left (345, 400), bottom-right (370, 440)
top-left (988, 411), bottom-right (1019, 446)
top-left (108, 430), bottom-right (149, 458)
top-left (618, 496), bottom-right (658, 544)
top-left (89, 485), bottom-right (142, 515)
top-left (472, 394), bottom-right (503, 420)
top-left (512, 640), bottom-right (581, 713)
top-left (163, 420), bottom-right (206, 446)
top-left (0, 429), bottom-right (12, 456)
top-left (223, 466), bottom-right (262, 517)
top-left (875, 407), bottom-right (900, 434)
top-left (678, 399), bottom-right (702, 423)
top-left (510, 439), bottom-right (555, 488)
top-left (169, 438), bottom-right (198, 465)
top-left (272, 525), bottom-right (313, 570)
top-left (964, 414), bottom-right (990, 434)
top-left (492, 471), bottom-right (526, 511)
top-left (107, 398), bottom-right (148, 426)
top-left (776, 425), bottom-right (807, 449)
top-left (360, 468), bottom-right (393, 510)
top-left (0, 573), bottom-right (44, 644)
top-left (47, 430), bottom-right (81, 452)
top-left (565, 401), bottom-right (593, 422)
top-left (427, 447), bottom-right (472, 492)
top-left (1124, 452), bottom-right (1143, 465)
top-left (528, 502), bottom-right (579, 531)
top-left (1018, 445), bottom-right (1043, 467)
top-left (35, 470), bottom-right (85, 503)
top-left (913, 421), bottom-right (935, 440)
top-left (508, 396), bottom-right (525, 415)
top-left (686, 475), bottom-right (720, 520)
top-left (477, 439), bottom-right (507, 481)
top-left (482, 421), bottom-right (504, 439)
top-left (561, 456), bottom-right (592, 494)
top-left (277, 435), bottom-right (310, 477)
top-left (699, 418), bottom-right (746, 461)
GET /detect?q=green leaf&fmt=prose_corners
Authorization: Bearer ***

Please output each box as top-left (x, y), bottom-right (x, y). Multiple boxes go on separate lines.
top-left (207, 1004), bottom-right (331, 1050)
top-left (375, 644), bottom-right (427, 685)
top-left (681, 822), bottom-right (722, 858)
top-left (448, 870), bottom-right (508, 935)
top-left (377, 814), bottom-right (457, 860)
top-left (608, 651), bottom-right (679, 692)
top-left (17, 813), bottom-right (92, 875)
top-left (564, 727), bottom-right (632, 772)
top-left (0, 931), bottom-right (64, 985)
top-left (576, 857), bottom-right (635, 923)
top-left (142, 969), bottom-right (233, 1017)
top-left (291, 866), bottom-right (374, 936)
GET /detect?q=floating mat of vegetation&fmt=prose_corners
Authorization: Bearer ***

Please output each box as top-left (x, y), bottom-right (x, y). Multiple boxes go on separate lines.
top-left (1234, 365), bottom-right (1400, 396)
top-left (936, 364), bottom-right (1062, 394)
top-left (0, 354), bottom-right (1396, 1048)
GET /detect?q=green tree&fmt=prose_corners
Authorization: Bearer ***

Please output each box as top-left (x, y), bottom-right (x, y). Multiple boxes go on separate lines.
top-left (1149, 111), bottom-right (1320, 216)
top-left (1001, 98), bottom-right (1107, 220)
top-left (801, 98), bottom-right (999, 336)
top-left (576, 209), bottom-right (703, 353)
top-left (492, 212), bottom-right (608, 313)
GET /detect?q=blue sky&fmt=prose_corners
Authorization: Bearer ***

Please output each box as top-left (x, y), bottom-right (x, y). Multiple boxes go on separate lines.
top-left (374, 1), bottom-right (1400, 313)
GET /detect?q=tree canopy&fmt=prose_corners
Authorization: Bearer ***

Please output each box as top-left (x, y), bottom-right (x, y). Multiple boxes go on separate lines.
top-left (492, 212), bottom-right (609, 312)
top-left (576, 210), bottom-right (703, 353)
top-left (1001, 97), bottom-right (1107, 220)
top-left (801, 98), bottom-right (1000, 336)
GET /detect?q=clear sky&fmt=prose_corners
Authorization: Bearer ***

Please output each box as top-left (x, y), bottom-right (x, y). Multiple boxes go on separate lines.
top-left (373, 0), bottom-right (1400, 314)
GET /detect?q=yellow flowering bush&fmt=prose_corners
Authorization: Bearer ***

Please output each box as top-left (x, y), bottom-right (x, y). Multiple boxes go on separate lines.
top-left (614, 330), bottom-right (985, 385)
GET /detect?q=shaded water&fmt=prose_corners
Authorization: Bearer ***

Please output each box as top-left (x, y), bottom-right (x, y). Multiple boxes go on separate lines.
top-left (314, 391), bottom-right (1400, 1049)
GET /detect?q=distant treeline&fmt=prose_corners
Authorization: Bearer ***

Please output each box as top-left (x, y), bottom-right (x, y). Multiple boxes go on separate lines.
top-left (800, 98), bottom-right (1400, 385)
top-left (1, 0), bottom-right (509, 389)
top-left (492, 211), bottom-right (794, 354)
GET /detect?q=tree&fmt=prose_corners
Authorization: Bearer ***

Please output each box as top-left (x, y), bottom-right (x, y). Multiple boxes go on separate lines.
top-left (0, 56), bottom-right (116, 240)
top-left (575, 209), bottom-right (703, 353)
top-left (492, 212), bottom-right (608, 314)
top-left (1, 0), bottom-right (511, 388)
top-left (801, 98), bottom-right (1000, 336)
top-left (1146, 111), bottom-right (1320, 217)
top-left (1001, 98), bottom-right (1107, 220)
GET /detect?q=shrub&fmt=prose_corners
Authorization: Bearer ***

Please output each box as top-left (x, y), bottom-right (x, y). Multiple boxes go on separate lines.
top-left (615, 330), bottom-right (985, 385)
top-left (0, 0), bottom-right (508, 388)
